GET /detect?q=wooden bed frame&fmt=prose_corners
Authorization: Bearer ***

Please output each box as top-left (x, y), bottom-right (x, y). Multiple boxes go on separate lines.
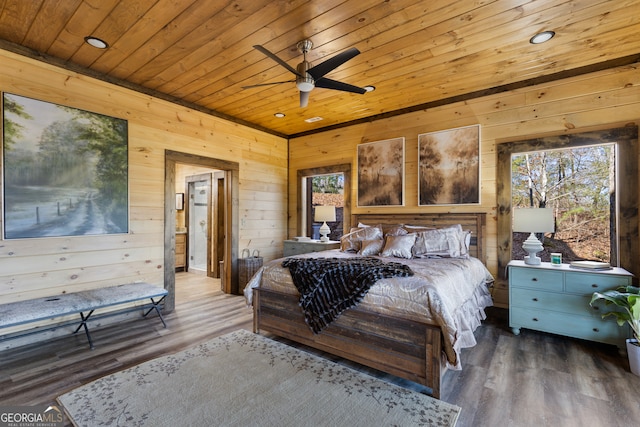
top-left (253, 212), bottom-right (487, 399)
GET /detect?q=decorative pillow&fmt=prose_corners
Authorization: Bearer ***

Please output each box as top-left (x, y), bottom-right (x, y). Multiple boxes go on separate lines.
top-left (359, 223), bottom-right (408, 238)
top-left (382, 224), bottom-right (408, 237)
top-left (358, 239), bottom-right (384, 256)
top-left (412, 225), bottom-right (470, 258)
top-left (340, 226), bottom-right (383, 252)
top-left (380, 234), bottom-right (417, 259)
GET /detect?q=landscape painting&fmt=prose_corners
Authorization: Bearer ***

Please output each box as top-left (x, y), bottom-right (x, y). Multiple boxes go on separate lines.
top-left (2, 93), bottom-right (128, 239)
top-left (418, 124), bottom-right (480, 205)
top-left (357, 137), bottom-right (404, 207)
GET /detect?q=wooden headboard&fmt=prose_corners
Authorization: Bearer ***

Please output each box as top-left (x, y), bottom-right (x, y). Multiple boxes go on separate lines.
top-left (351, 212), bottom-right (487, 264)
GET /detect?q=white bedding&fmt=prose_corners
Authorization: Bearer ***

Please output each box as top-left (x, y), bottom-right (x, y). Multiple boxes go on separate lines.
top-left (244, 249), bottom-right (494, 369)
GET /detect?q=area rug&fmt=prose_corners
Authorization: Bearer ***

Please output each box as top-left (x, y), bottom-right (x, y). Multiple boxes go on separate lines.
top-left (58, 329), bottom-right (460, 426)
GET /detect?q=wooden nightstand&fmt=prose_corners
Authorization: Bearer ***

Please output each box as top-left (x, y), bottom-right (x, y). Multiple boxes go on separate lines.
top-left (508, 260), bottom-right (633, 348)
top-left (283, 240), bottom-right (340, 257)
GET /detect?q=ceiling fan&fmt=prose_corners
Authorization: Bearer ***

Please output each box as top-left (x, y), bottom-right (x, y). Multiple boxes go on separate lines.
top-left (243, 40), bottom-right (366, 108)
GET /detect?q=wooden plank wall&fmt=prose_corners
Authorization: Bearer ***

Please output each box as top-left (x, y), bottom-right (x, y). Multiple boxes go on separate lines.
top-left (0, 50), bottom-right (288, 330)
top-left (289, 63), bottom-right (640, 308)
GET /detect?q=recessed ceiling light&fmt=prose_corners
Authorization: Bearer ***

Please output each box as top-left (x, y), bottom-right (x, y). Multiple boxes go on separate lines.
top-left (529, 31), bottom-right (555, 44)
top-left (363, 85), bottom-right (376, 92)
top-left (84, 36), bottom-right (109, 49)
top-left (304, 116), bottom-right (323, 123)
top-left (274, 112), bottom-right (285, 118)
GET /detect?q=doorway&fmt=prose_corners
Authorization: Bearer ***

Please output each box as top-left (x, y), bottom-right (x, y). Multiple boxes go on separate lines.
top-left (184, 171), bottom-right (225, 277)
top-left (164, 151), bottom-right (240, 312)
top-left (187, 174), bottom-right (211, 274)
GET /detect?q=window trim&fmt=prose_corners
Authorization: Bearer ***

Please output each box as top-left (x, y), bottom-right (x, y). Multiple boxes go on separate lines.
top-left (496, 126), bottom-right (638, 279)
top-left (296, 164), bottom-right (351, 237)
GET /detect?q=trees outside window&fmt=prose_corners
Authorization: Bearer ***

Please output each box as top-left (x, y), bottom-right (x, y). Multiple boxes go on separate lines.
top-left (511, 144), bottom-right (615, 262)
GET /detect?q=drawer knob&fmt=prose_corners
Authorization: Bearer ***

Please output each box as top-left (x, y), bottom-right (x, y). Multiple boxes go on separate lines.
top-left (591, 284), bottom-right (598, 288)
top-left (593, 306), bottom-right (599, 311)
top-left (532, 298), bottom-right (539, 302)
top-left (531, 278), bottom-right (538, 282)
top-left (532, 317), bottom-right (539, 322)
top-left (593, 328), bottom-right (599, 333)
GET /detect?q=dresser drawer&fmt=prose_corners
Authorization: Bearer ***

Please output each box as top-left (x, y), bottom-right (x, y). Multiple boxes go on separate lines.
top-left (511, 307), bottom-right (627, 346)
top-left (511, 287), bottom-right (594, 317)
top-left (565, 271), bottom-right (632, 294)
top-left (508, 261), bottom-right (633, 348)
top-left (510, 267), bottom-right (563, 292)
top-left (283, 242), bottom-right (309, 256)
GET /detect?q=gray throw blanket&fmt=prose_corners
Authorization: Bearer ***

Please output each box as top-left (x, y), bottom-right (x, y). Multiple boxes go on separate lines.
top-left (282, 257), bottom-right (414, 333)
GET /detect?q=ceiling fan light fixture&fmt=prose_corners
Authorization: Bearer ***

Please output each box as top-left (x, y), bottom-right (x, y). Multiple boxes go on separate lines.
top-left (248, 41), bottom-right (363, 108)
top-left (274, 112), bottom-right (285, 118)
top-left (364, 85), bottom-right (376, 92)
top-left (296, 80), bottom-right (315, 92)
top-left (84, 36), bottom-right (109, 49)
top-left (529, 31), bottom-right (555, 44)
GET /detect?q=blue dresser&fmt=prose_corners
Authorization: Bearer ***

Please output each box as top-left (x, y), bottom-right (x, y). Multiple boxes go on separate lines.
top-left (508, 260), bottom-right (633, 348)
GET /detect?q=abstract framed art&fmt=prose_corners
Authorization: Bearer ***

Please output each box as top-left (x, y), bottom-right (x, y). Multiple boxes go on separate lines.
top-left (357, 137), bottom-right (404, 207)
top-left (418, 124), bottom-right (480, 206)
top-left (2, 93), bottom-right (129, 239)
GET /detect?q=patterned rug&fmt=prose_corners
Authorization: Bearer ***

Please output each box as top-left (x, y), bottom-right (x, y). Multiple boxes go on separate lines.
top-left (58, 330), bottom-right (460, 426)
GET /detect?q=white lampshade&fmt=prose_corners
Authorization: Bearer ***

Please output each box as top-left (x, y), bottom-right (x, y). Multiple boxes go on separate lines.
top-left (315, 206), bottom-right (336, 242)
top-left (513, 208), bottom-right (554, 233)
top-left (314, 205), bottom-right (336, 222)
top-left (513, 208), bottom-right (554, 265)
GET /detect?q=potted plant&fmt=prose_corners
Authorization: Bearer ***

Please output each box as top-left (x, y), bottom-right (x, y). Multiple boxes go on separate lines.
top-left (590, 285), bottom-right (640, 376)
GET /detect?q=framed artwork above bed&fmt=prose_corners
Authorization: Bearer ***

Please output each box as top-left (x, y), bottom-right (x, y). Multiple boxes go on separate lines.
top-left (418, 124), bottom-right (480, 206)
top-left (357, 137), bottom-right (405, 207)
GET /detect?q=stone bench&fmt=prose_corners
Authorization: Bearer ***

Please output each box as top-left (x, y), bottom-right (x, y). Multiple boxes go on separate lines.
top-left (0, 283), bottom-right (168, 349)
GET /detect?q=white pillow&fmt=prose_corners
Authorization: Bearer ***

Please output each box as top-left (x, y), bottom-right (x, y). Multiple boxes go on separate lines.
top-left (412, 225), bottom-right (470, 258)
top-left (358, 239), bottom-right (384, 256)
top-left (380, 234), bottom-right (417, 259)
top-left (340, 226), bottom-right (383, 252)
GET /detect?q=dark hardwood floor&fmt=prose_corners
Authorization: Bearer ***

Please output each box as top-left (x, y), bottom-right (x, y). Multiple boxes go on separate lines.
top-left (1, 272), bottom-right (638, 426)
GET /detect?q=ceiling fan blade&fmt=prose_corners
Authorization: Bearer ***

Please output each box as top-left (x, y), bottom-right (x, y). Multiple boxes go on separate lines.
top-left (253, 45), bottom-right (303, 77)
top-left (314, 78), bottom-right (366, 94)
top-left (242, 80), bottom-right (295, 89)
top-left (307, 47), bottom-right (360, 80)
top-left (299, 91), bottom-right (310, 108)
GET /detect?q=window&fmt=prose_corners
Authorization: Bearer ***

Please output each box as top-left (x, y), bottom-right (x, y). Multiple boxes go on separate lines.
top-left (297, 164), bottom-right (351, 239)
top-left (309, 173), bottom-right (344, 240)
top-left (496, 126), bottom-right (638, 279)
top-left (511, 144), bottom-right (615, 263)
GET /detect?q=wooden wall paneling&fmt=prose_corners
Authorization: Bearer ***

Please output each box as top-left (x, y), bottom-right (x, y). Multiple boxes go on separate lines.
top-left (0, 50), bottom-right (288, 341)
top-left (289, 63), bottom-right (640, 299)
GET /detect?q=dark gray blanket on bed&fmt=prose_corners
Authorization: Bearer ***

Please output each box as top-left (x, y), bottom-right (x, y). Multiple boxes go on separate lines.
top-left (281, 257), bottom-right (414, 333)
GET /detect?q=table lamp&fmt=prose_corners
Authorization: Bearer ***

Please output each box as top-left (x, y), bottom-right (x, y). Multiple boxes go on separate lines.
top-left (314, 205), bottom-right (336, 242)
top-left (513, 208), bottom-right (555, 265)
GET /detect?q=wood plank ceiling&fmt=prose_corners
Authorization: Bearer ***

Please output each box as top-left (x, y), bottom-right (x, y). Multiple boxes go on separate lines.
top-left (0, 0), bottom-right (639, 138)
